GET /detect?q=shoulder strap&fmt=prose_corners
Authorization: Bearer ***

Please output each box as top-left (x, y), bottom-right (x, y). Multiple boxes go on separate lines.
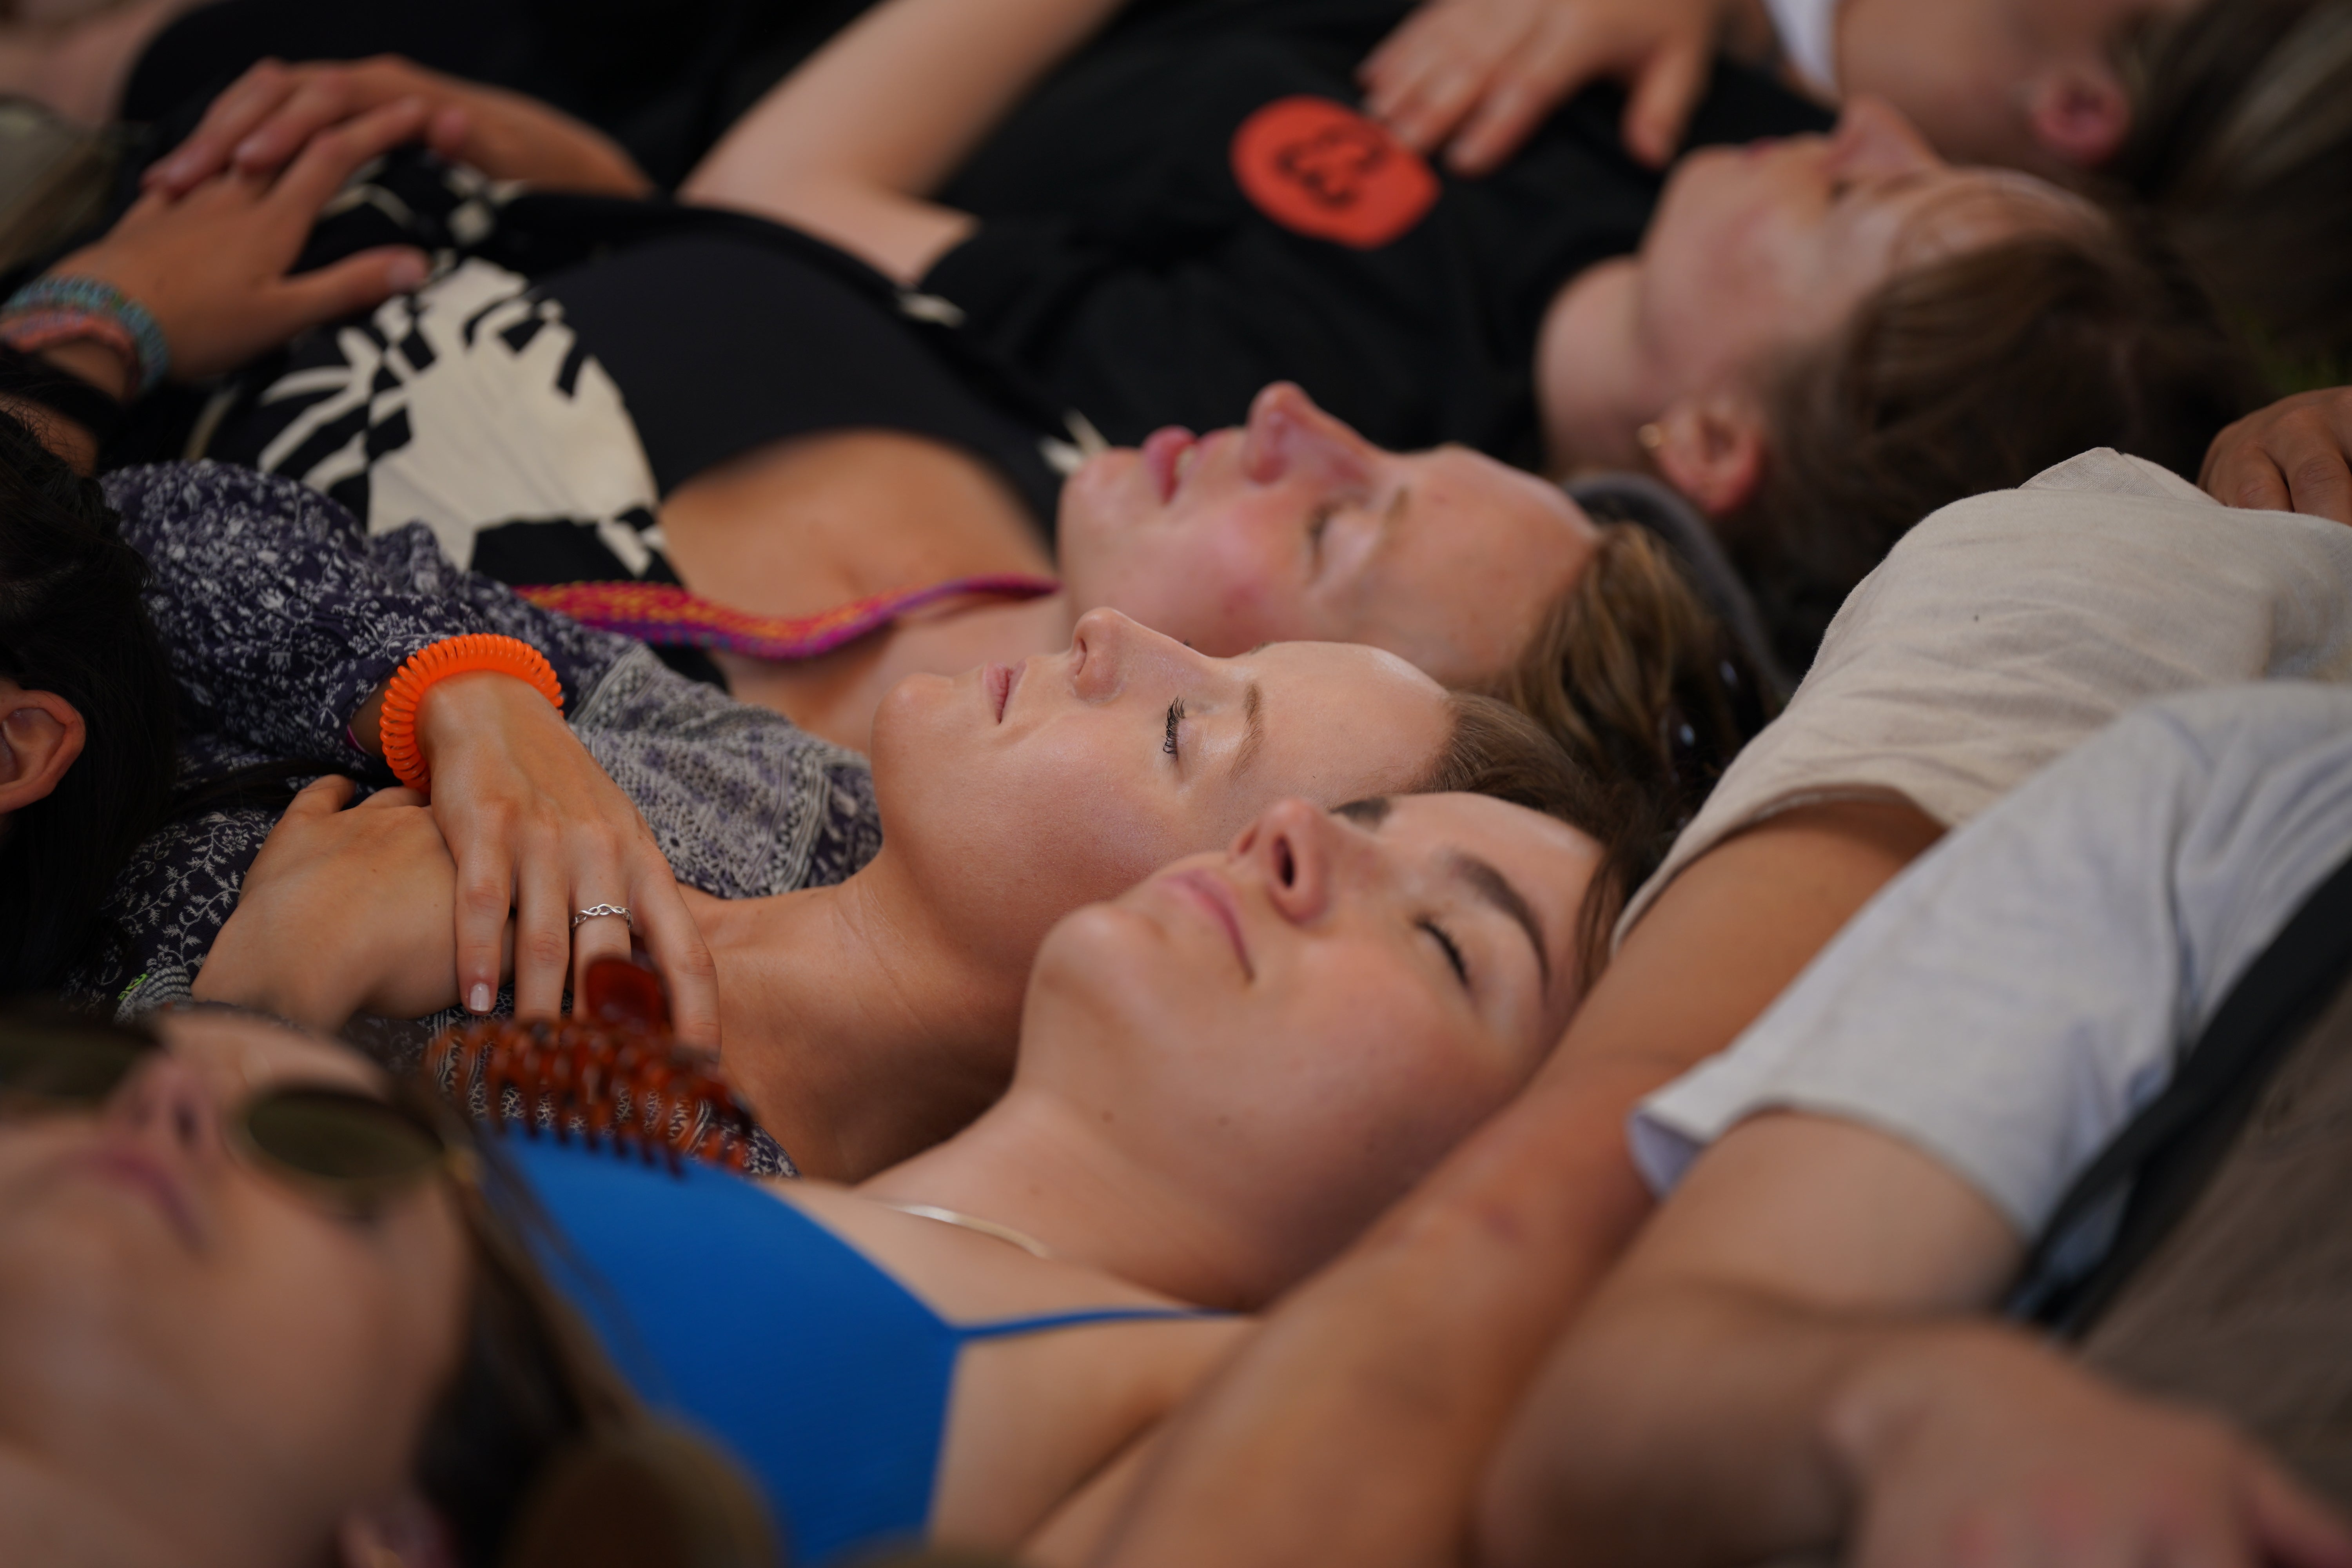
top-left (2018, 848), bottom-right (2352, 1336)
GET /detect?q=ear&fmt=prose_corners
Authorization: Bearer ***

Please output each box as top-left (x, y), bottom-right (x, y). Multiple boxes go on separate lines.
top-left (1646, 390), bottom-right (1769, 517)
top-left (337, 1493), bottom-right (459, 1568)
top-left (2024, 64), bottom-right (2131, 169)
top-left (0, 687), bottom-right (86, 817)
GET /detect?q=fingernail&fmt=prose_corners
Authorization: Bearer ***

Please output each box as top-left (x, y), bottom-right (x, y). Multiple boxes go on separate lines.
top-left (470, 982), bottom-right (492, 1013)
top-left (387, 253), bottom-right (428, 290)
top-left (234, 135), bottom-right (266, 162)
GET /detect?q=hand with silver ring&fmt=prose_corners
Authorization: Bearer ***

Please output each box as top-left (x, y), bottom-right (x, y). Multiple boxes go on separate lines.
top-left (571, 903), bottom-right (633, 931)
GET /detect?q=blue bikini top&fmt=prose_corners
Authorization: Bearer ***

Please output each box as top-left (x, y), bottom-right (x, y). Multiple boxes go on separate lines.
top-left (501, 1136), bottom-right (1217, 1565)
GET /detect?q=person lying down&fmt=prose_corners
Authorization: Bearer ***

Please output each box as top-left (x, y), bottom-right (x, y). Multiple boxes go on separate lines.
top-left (5, 423), bottom-right (1600, 1180)
top-left (0, 787), bottom-right (1606, 1568)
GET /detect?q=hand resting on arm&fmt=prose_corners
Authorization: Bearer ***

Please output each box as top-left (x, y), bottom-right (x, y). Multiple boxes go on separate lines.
top-left (2202, 385), bottom-right (2352, 525)
top-left (346, 669), bottom-right (719, 1042)
top-left (1361, 0), bottom-right (1779, 176)
top-left (191, 775), bottom-right (472, 1027)
top-left (142, 54), bottom-right (652, 199)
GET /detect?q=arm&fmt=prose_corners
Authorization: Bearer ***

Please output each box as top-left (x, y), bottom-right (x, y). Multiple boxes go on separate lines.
top-left (678, 0), bottom-right (1128, 283)
top-left (112, 464), bottom-right (718, 1044)
top-left (1089, 798), bottom-right (1942, 1568)
top-left (1505, 1112), bottom-right (2352, 1568)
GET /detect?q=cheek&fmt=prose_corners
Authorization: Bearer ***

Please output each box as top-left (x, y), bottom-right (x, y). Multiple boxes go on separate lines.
top-left (1072, 518), bottom-right (1303, 654)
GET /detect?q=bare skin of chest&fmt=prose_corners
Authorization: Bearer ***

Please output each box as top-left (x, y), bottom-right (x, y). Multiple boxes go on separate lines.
top-left (656, 427), bottom-right (1069, 749)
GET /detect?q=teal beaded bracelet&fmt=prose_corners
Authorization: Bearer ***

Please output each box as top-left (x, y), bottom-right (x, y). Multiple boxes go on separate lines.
top-left (0, 275), bottom-right (172, 396)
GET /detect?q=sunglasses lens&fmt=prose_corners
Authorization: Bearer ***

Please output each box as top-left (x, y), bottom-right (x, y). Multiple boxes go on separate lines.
top-left (0, 1025), bottom-right (149, 1107)
top-left (241, 1089), bottom-right (445, 1202)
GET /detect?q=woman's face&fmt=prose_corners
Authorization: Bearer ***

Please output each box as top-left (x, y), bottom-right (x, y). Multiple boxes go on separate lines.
top-left (1633, 96), bottom-right (2098, 395)
top-left (869, 607), bottom-right (1456, 974)
top-left (1056, 383), bottom-right (1602, 689)
top-left (1021, 791), bottom-right (1601, 1299)
top-left (0, 1013), bottom-right (467, 1568)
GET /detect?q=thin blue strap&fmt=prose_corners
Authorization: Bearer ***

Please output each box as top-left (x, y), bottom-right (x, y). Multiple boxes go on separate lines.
top-left (952, 1305), bottom-right (1230, 1343)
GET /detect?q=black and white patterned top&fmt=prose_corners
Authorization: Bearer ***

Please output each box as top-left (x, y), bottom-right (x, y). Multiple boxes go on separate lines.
top-left (69, 463), bottom-right (882, 1070)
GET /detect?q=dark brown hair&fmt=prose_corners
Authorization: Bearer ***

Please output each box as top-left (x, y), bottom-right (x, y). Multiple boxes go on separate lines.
top-left (0, 409), bottom-right (177, 991)
top-left (1469, 523), bottom-right (1764, 965)
top-left (1734, 221), bottom-right (2261, 673)
top-left (2113, 0), bottom-right (2352, 387)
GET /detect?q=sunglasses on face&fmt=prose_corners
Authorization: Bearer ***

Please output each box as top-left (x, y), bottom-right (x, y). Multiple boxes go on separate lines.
top-left (0, 1013), bottom-right (462, 1218)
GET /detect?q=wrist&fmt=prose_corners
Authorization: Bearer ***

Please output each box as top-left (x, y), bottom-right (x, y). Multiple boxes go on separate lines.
top-left (1819, 1324), bottom-right (2023, 1498)
top-left (1, 270), bottom-right (171, 396)
top-left (375, 635), bottom-right (564, 789)
top-left (414, 669), bottom-right (570, 765)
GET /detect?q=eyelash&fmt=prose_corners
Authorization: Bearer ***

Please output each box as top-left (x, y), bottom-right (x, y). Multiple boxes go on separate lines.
top-left (1420, 918), bottom-right (1468, 988)
top-left (1163, 697), bottom-right (1185, 758)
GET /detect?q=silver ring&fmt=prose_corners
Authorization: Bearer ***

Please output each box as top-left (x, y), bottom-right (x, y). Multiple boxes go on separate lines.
top-left (571, 903), bottom-right (633, 930)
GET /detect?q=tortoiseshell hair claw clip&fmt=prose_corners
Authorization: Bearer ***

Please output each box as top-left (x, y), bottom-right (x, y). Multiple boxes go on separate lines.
top-left (427, 959), bottom-right (759, 1172)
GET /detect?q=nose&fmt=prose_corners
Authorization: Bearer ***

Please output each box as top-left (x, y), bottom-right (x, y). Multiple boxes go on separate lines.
top-left (1068, 605), bottom-right (1196, 700)
top-left (1240, 382), bottom-right (1377, 489)
top-left (1228, 796), bottom-right (1347, 925)
top-left (1826, 94), bottom-right (1943, 181)
top-left (104, 1054), bottom-right (223, 1164)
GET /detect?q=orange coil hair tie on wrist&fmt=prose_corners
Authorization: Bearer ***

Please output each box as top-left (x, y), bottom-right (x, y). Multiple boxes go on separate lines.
top-left (377, 634), bottom-right (564, 790)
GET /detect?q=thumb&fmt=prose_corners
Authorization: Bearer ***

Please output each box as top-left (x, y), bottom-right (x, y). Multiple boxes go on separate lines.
top-left (1623, 37), bottom-right (1709, 167)
top-left (285, 773), bottom-right (359, 817)
top-left (268, 246), bottom-right (430, 338)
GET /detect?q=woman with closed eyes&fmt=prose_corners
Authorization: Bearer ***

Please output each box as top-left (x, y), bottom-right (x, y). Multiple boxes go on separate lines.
top-left (3, 417), bottom-right (1586, 1180)
top-left (0, 786), bottom-right (1610, 1568)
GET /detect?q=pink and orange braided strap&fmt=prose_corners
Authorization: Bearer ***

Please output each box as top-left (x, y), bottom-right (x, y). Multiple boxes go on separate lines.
top-left (377, 634), bottom-right (564, 791)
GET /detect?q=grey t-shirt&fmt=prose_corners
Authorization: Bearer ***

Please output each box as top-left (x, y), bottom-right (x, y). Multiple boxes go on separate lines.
top-left (1631, 682), bottom-right (2352, 1239)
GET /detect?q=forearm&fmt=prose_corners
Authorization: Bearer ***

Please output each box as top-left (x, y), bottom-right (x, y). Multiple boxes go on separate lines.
top-left (0, 340), bottom-right (132, 475)
top-left (1506, 1279), bottom-right (1939, 1568)
top-left (112, 466), bottom-right (619, 766)
top-left (682, 0), bottom-right (1125, 240)
top-left (1094, 1049), bottom-right (1671, 1568)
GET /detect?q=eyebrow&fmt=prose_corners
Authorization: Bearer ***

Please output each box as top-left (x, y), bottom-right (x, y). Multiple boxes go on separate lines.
top-left (1447, 851), bottom-right (1551, 996)
top-left (1227, 679), bottom-right (1267, 784)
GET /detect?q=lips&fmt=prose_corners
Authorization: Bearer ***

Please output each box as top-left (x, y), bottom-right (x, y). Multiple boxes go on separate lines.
top-left (1162, 868), bottom-right (1253, 978)
top-left (70, 1145), bottom-right (200, 1245)
top-left (1142, 426), bottom-right (1198, 504)
top-left (985, 661), bottom-right (1027, 723)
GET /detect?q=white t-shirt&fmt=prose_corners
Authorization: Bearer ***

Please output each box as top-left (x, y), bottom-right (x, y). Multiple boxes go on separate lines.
top-left (1617, 450), bottom-right (2352, 940)
top-left (1631, 683), bottom-right (2352, 1241)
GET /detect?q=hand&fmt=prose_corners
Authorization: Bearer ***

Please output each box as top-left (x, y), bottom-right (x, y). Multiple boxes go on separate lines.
top-left (388, 671), bottom-right (720, 1047)
top-left (54, 97), bottom-right (434, 382)
top-left (144, 55), bottom-right (652, 200)
top-left (1832, 1329), bottom-right (2352, 1568)
top-left (194, 776), bottom-right (475, 1028)
top-left (2201, 386), bottom-right (2352, 524)
top-left (1360, 0), bottom-right (1730, 174)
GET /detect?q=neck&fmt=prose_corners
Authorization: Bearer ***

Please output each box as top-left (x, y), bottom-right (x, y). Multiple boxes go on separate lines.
top-left (1535, 257), bottom-right (1670, 477)
top-left (696, 850), bottom-right (1024, 1181)
top-left (858, 1085), bottom-right (1268, 1308)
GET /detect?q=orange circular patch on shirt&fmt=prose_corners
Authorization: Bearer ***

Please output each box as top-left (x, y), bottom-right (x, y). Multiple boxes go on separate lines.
top-left (1230, 96), bottom-right (1439, 249)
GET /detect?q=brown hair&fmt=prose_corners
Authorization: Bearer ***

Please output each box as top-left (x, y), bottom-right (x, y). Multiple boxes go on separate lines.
top-left (2113, 0), bottom-right (2352, 387)
top-left (1735, 221), bottom-right (2262, 672)
top-left (1468, 523), bottom-right (1764, 965)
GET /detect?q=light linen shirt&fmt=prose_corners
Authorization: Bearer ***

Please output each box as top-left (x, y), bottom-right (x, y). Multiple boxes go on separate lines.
top-left (1618, 450), bottom-right (2352, 941)
top-left (1632, 683), bottom-right (2352, 1240)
